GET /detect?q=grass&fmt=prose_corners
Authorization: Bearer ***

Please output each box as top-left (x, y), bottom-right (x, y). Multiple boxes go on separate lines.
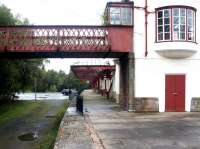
top-left (0, 99), bottom-right (69, 149)
top-left (39, 100), bottom-right (69, 149)
top-left (0, 100), bottom-right (42, 124)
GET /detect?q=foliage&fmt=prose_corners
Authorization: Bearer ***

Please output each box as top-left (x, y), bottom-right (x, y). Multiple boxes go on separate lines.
top-left (35, 70), bottom-right (90, 92)
top-left (0, 4), bottom-right (44, 100)
top-left (101, 12), bottom-right (109, 25)
top-left (0, 4), bottom-right (89, 98)
top-left (61, 72), bottom-right (90, 91)
top-left (0, 4), bottom-right (29, 25)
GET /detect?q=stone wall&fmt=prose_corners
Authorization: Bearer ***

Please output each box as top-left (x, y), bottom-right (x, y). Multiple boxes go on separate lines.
top-left (135, 97), bottom-right (159, 112)
top-left (191, 98), bottom-right (200, 112)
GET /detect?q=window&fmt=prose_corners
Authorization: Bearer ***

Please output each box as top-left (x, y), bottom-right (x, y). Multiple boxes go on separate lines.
top-left (110, 7), bottom-right (132, 25)
top-left (156, 6), bottom-right (196, 42)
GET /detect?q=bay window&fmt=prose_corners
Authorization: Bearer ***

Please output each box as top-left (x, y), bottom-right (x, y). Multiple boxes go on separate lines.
top-left (156, 6), bottom-right (196, 42)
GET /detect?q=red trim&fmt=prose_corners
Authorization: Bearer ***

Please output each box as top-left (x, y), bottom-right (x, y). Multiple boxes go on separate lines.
top-left (155, 10), bottom-right (157, 42)
top-left (171, 9), bottom-right (173, 41)
top-left (145, 0), bottom-right (148, 57)
top-left (156, 5), bottom-right (196, 11)
top-left (106, 2), bottom-right (134, 8)
top-left (186, 9), bottom-right (188, 41)
top-left (156, 40), bottom-right (198, 44)
top-left (195, 11), bottom-right (197, 43)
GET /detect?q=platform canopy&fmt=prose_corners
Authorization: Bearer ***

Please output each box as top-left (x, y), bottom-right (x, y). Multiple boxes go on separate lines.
top-left (71, 65), bottom-right (115, 82)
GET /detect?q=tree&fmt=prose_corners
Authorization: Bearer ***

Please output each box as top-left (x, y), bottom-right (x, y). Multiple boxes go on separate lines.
top-left (0, 4), bottom-right (89, 98)
top-left (0, 4), bottom-right (44, 100)
top-left (61, 72), bottom-right (90, 91)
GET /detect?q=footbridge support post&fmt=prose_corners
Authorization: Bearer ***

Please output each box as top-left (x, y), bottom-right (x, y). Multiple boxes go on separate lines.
top-left (119, 53), bottom-right (135, 112)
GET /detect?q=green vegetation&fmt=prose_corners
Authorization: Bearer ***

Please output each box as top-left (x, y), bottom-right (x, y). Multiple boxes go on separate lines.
top-left (34, 70), bottom-right (90, 92)
top-left (0, 100), bottom-right (68, 149)
top-left (0, 101), bottom-right (42, 124)
top-left (0, 4), bottom-right (45, 100)
top-left (0, 4), bottom-right (90, 100)
top-left (39, 101), bottom-right (68, 149)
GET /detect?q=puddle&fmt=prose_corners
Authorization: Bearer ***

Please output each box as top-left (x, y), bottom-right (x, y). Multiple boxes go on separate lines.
top-left (18, 132), bottom-right (38, 141)
top-left (45, 115), bottom-right (56, 118)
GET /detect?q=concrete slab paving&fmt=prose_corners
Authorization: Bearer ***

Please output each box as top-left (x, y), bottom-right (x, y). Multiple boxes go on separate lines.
top-left (55, 90), bottom-right (200, 149)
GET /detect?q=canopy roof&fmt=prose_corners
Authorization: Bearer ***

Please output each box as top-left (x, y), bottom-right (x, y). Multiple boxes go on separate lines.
top-left (71, 65), bottom-right (115, 82)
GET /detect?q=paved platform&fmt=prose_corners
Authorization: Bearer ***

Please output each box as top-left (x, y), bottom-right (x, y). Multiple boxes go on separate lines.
top-left (55, 90), bottom-right (200, 149)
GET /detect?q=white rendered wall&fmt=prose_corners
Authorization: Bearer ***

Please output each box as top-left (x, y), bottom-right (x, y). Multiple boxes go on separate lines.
top-left (134, 0), bottom-right (200, 112)
top-left (112, 61), bottom-right (120, 103)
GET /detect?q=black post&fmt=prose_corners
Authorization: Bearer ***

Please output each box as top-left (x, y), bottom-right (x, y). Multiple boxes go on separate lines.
top-left (76, 95), bottom-right (83, 115)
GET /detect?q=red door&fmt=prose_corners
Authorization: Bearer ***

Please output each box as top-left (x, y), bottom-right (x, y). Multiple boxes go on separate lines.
top-left (165, 75), bottom-right (185, 112)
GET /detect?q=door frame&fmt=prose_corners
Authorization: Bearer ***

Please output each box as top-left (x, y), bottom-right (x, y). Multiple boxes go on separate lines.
top-left (165, 74), bottom-right (186, 112)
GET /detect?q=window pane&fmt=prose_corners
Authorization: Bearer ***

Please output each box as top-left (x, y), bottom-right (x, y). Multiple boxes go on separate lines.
top-left (110, 7), bottom-right (121, 25)
top-left (187, 10), bottom-right (193, 17)
top-left (180, 17), bottom-right (185, 24)
top-left (110, 14), bottom-right (120, 24)
top-left (188, 26), bottom-right (193, 32)
top-left (165, 25), bottom-right (170, 32)
top-left (180, 25), bottom-right (185, 32)
top-left (126, 8), bottom-right (132, 25)
top-left (188, 18), bottom-right (193, 26)
top-left (173, 8), bottom-right (179, 16)
top-left (158, 26), bottom-right (163, 33)
top-left (173, 32), bottom-right (179, 40)
top-left (165, 33), bottom-right (170, 40)
top-left (158, 11), bottom-right (163, 18)
top-left (164, 18), bottom-right (170, 24)
top-left (158, 19), bottom-right (163, 25)
top-left (180, 33), bottom-right (185, 40)
top-left (158, 33), bottom-right (163, 40)
top-left (110, 7), bottom-right (120, 14)
top-left (173, 25), bottom-right (179, 32)
top-left (164, 10), bottom-right (170, 17)
top-left (188, 33), bottom-right (193, 40)
top-left (121, 8), bottom-right (132, 25)
top-left (173, 17), bottom-right (179, 24)
top-left (180, 9), bottom-right (186, 16)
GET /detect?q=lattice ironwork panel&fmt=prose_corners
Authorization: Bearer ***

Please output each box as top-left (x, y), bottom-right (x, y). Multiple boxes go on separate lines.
top-left (0, 26), bottom-right (110, 52)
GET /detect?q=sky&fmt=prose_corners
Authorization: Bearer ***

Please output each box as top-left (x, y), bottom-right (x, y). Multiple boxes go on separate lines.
top-left (0, 0), bottom-right (118, 73)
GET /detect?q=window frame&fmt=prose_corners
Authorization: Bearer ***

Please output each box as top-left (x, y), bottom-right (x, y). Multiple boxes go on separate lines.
top-left (109, 6), bottom-right (133, 26)
top-left (155, 5), bottom-right (196, 43)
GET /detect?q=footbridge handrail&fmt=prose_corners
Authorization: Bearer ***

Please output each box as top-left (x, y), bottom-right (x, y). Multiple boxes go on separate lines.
top-left (0, 25), bottom-right (111, 52)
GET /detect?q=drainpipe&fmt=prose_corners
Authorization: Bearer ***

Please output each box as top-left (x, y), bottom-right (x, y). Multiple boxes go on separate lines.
top-left (145, 0), bottom-right (148, 57)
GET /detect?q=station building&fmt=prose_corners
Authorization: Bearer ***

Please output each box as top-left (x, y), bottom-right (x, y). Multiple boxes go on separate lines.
top-left (107, 0), bottom-right (200, 112)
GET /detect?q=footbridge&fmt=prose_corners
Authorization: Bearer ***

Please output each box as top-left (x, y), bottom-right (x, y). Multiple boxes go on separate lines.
top-left (0, 25), bottom-right (132, 58)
